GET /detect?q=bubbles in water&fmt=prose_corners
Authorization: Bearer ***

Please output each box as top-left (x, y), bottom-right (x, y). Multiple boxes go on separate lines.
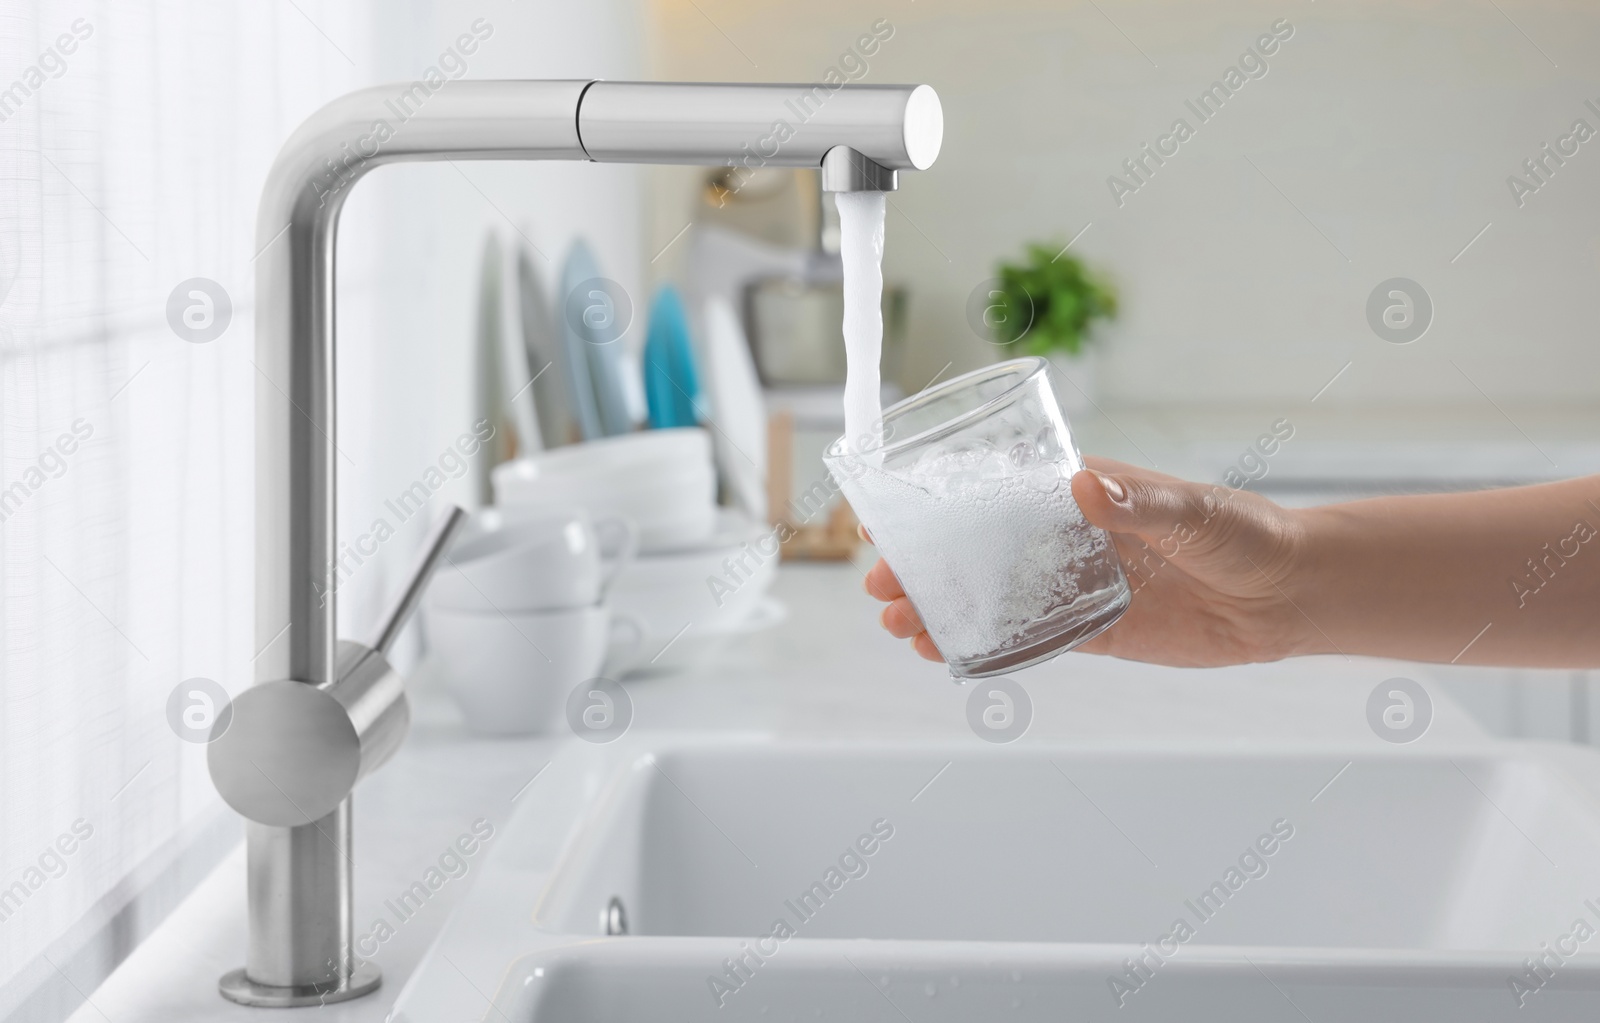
top-left (840, 436), bottom-right (1116, 661)
top-left (1025, 463), bottom-right (1062, 494)
top-left (975, 455), bottom-right (1008, 499)
top-left (1035, 426), bottom-right (1064, 462)
top-left (937, 440), bottom-right (993, 471)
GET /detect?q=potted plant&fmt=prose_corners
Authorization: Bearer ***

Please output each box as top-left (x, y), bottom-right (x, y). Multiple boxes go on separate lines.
top-left (989, 243), bottom-right (1117, 414)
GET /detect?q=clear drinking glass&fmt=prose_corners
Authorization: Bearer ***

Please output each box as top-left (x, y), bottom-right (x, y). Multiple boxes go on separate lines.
top-left (825, 357), bottom-right (1129, 678)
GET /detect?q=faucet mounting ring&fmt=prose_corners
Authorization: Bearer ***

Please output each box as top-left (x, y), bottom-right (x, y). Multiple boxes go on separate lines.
top-left (219, 962), bottom-right (381, 1008)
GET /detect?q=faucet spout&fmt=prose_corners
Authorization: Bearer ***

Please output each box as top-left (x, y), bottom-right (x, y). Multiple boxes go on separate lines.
top-left (821, 146), bottom-right (899, 192)
top-left (575, 81), bottom-right (942, 174)
top-left (225, 77), bottom-right (941, 1007)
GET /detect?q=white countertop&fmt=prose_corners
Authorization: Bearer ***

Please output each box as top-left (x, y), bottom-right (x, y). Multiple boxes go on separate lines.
top-left (71, 564), bottom-right (1495, 1022)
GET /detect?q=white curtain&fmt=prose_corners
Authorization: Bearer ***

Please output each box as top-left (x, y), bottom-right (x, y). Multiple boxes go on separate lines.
top-left (0, 0), bottom-right (374, 1001)
top-left (0, 0), bottom-right (646, 1010)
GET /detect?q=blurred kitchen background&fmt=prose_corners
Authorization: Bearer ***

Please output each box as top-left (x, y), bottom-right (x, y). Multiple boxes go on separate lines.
top-left (4, 0), bottom-right (1600, 1010)
top-left (653, 0), bottom-right (1600, 741)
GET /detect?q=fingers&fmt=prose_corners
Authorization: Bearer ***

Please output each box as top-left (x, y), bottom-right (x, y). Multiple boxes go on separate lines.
top-left (863, 558), bottom-right (904, 601)
top-left (864, 557), bottom-right (943, 663)
top-left (880, 597), bottom-right (925, 638)
top-left (1081, 455), bottom-right (1187, 485)
top-left (910, 632), bottom-right (943, 662)
top-left (1072, 467), bottom-right (1211, 543)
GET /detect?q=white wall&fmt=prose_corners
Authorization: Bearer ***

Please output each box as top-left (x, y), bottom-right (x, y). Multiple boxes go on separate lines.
top-left (645, 0), bottom-right (1600, 408)
top-left (336, 0), bottom-right (645, 651)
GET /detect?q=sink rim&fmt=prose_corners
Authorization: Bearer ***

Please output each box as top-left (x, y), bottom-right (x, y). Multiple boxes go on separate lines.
top-left (394, 733), bottom-right (1600, 1017)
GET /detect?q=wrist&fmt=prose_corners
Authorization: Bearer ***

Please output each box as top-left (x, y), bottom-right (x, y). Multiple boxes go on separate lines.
top-left (1273, 504), bottom-right (1341, 658)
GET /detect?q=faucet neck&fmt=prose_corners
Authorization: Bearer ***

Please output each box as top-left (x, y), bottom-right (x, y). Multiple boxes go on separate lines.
top-left (252, 81), bottom-right (594, 688)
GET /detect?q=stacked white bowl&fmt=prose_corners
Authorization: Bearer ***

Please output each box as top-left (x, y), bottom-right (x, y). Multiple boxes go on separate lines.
top-left (427, 506), bottom-right (643, 736)
top-left (491, 427), bottom-right (717, 552)
top-left (441, 427), bottom-right (782, 687)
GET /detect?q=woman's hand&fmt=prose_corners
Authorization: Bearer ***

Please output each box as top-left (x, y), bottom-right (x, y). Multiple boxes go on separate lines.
top-left (863, 457), bottom-right (1313, 668)
top-left (866, 458), bottom-right (1600, 669)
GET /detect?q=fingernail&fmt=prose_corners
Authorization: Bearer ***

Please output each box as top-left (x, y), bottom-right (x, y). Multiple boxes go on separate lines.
top-left (1093, 470), bottom-right (1126, 502)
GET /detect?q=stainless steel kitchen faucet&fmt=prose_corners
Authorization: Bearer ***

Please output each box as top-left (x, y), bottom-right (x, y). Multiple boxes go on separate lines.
top-left (205, 79), bottom-right (942, 1006)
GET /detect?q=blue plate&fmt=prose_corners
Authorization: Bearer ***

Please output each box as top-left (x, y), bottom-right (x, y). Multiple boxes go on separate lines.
top-left (557, 241), bottom-right (606, 440)
top-left (643, 285), bottom-right (701, 429)
top-left (564, 240), bottom-right (635, 437)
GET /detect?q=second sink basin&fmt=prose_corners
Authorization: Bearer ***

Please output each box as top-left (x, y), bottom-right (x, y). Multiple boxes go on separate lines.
top-left (395, 736), bottom-right (1600, 1021)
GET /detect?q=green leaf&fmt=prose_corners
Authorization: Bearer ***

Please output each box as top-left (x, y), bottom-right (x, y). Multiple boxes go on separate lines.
top-left (990, 241), bottom-right (1117, 356)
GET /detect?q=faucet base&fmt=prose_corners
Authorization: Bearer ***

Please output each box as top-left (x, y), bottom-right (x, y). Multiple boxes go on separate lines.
top-left (218, 963), bottom-right (380, 1008)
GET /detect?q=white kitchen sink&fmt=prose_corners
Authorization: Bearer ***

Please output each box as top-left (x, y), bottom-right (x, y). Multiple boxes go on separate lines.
top-left (394, 736), bottom-right (1600, 1020)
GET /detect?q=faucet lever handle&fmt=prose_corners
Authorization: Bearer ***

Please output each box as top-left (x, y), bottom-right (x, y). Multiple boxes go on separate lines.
top-left (366, 505), bottom-right (469, 655)
top-left (210, 507), bottom-right (467, 830)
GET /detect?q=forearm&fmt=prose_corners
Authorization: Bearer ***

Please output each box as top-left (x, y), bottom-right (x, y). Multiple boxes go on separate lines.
top-left (1287, 477), bottom-right (1600, 667)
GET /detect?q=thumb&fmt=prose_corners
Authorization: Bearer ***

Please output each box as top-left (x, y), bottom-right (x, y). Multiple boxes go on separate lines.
top-left (1071, 468), bottom-right (1207, 542)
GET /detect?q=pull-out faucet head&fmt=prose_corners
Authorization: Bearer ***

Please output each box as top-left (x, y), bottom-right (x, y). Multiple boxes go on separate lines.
top-left (574, 81), bottom-right (942, 192)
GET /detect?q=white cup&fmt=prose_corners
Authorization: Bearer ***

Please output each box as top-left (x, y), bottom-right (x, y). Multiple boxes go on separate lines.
top-left (430, 507), bottom-right (638, 613)
top-left (429, 603), bottom-right (644, 736)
